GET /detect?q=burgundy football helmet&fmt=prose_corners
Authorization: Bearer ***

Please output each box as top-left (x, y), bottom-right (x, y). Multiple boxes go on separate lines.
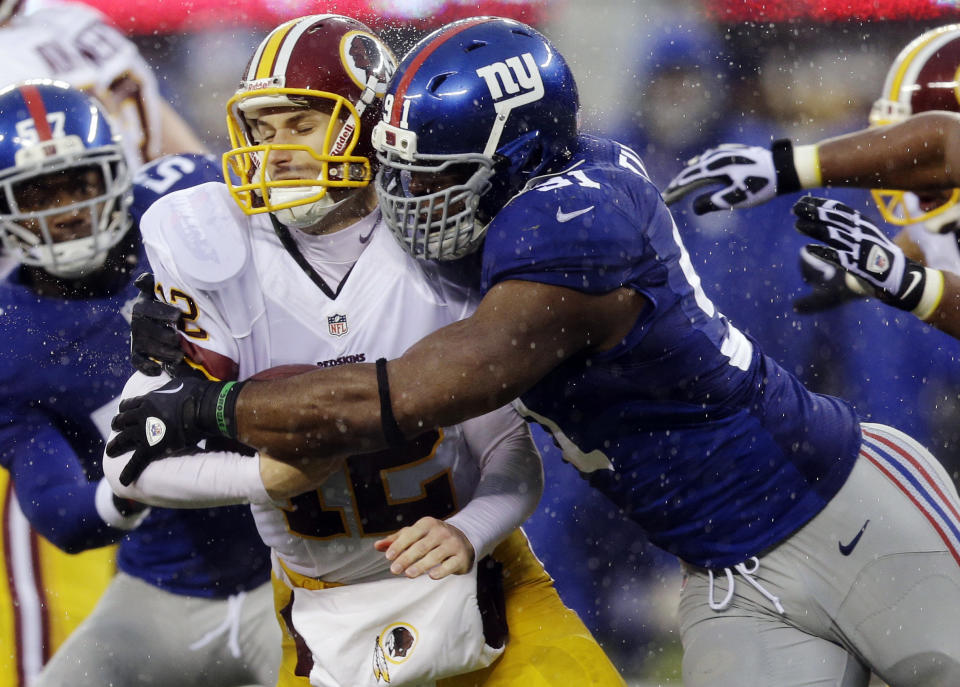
top-left (869, 24), bottom-right (960, 229)
top-left (224, 14), bottom-right (396, 228)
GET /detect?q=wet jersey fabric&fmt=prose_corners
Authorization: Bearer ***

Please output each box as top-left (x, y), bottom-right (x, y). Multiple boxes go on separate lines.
top-left (481, 135), bottom-right (862, 568)
top-left (0, 154), bottom-right (269, 596)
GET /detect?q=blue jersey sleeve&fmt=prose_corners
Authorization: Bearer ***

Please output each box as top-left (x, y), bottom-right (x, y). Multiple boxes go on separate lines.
top-left (0, 410), bottom-right (121, 553)
top-left (130, 154), bottom-right (224, 224)
top-left (481, 137), bottom-right (667, 295)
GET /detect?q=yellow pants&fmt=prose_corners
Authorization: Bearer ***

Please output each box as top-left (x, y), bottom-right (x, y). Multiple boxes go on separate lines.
top-left (0, 473), bottom-right (115, 687)
top-left (273, 529), bottom-right (625, 686)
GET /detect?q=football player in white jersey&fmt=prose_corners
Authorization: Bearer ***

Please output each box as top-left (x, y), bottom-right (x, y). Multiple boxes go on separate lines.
top-left (105, 15), bottom-right (626, 687)
top-left (0, 0), bottom-right (205, 169)
top-left (664, 25), bottom-right (960, 342)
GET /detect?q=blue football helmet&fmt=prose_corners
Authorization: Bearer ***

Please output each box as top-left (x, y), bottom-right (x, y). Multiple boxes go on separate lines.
top-left (372, 17), bottom-right (579, 260)
top-left (0, 80), bottom-right (132, 277)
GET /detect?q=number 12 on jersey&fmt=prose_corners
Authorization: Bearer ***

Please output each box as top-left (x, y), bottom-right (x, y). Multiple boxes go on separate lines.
top-left (282, 430), bottom-right (459, 539)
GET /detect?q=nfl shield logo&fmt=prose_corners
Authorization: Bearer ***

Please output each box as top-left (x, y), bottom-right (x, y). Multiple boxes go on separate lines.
top-left (328, 314), bottom-right (348, 337)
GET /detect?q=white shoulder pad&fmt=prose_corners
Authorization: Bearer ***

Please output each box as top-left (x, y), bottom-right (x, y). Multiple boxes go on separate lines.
top-left (140, 182), bottom-right (250, 289)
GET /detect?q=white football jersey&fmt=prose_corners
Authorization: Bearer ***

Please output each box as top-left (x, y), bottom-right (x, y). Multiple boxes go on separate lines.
top-left (1, 2), bottom-right (163, 167)
top-left (139, 183), bottom-right (523, 583)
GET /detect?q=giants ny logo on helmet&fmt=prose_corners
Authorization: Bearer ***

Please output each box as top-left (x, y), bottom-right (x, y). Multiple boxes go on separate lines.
top-left (475, 53), bottom-right (543, 102)
top-left (474, 53), bottom-right (544, 156)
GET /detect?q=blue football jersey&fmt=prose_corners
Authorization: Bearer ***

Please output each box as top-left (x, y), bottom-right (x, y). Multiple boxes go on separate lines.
top-left (0, 154), bottom-right (270, 596)
top-left (482, 136), bottom-right (862, 568)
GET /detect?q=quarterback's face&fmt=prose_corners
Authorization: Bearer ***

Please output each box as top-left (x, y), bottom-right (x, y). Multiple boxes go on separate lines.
top-left (248, 106), bottom-right (338, 182)
top-left (12, 167), bottom-right (104, 242)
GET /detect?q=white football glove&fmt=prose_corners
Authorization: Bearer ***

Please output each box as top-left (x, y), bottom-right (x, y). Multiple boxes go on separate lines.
top-left (793, 195), bottom-right (943, 319)
top-left (664, 140), bottom-right (803, 213)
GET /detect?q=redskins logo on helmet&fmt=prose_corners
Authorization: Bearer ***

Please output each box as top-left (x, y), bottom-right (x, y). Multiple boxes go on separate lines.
top-left (223, 14), bottom-right (396, 229)
top-left (344, 31), bottom-right (393, 93)
top-left (868, 24), bottom-right (960, 229)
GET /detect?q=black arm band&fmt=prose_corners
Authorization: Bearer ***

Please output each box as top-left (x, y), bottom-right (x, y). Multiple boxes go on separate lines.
top-left (772, 138), bottom-right (803, 194)
top-left (376, 358), bottom-right (406, 449)
top-left (198, 381), bottom-right (246, 439)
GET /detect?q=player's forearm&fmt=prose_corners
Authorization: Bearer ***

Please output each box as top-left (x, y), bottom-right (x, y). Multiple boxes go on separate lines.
top-left (105, 447), bottom-right (268, 507)
top-left (235, 362), bottom-right (388, 462)
top-left (817, 112), bottom-right (960, 190)
top-left (447, 418), bottom-right (543, 559)
top-left (236, 283), bottom-right (639, 464)
top-left (16, 478), bottom-right (127, 553)
top-left (235, 321), bottom-right (527, 463)
top-left (6, 430), bottom-right (136, 551)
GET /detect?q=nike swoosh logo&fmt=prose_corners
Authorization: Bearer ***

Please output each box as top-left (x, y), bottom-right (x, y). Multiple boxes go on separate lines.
top-left (358, 226), bottom-right (376, 244)
top-left (556, 205), bottom-right (595, 223)
top-left (900, 270), bottom-right (922, 301)
top-left (838, 519), bottom-right (870, 556)
top-left (154, 382), bottom-right (184, 394)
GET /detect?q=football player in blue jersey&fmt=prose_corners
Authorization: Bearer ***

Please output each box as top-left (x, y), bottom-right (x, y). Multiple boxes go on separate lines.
top-left (0, 81), bottom-right (279, 686)
top-left (108, 18), bottom-right (960, 686)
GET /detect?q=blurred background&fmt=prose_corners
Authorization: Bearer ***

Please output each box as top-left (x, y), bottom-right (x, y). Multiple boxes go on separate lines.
top-left (21, 0), bottom-right (960, 684)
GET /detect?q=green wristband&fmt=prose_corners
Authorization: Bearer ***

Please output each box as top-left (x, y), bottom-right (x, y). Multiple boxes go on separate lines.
top-left (215, 381), bottom-right (239, 437)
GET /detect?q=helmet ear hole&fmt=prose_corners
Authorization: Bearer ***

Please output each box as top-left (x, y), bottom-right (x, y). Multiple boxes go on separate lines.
top-left (427, 73), bottom-right (454, 94)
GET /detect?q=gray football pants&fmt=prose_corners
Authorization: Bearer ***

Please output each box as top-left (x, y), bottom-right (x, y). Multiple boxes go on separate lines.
top-left (679, 423), bottom-right (960, 687)
top-left (34, 571), bottom-right (281, 687)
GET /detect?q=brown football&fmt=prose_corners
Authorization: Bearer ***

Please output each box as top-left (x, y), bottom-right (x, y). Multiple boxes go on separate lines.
top-left (248, 364), bottom-right (318, 381)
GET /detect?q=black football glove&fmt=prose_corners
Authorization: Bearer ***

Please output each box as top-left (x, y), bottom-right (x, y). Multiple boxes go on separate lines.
top-left (663, 140), bottom-right (803, 214)
top-left (792, 245), bottom-right (868, 314)
top-left (106, 376), bottom-right (245, 486)
top-left (793, 195), bottom-right (943, 318)
top-left (130, 273), bottom-right (184, 376)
